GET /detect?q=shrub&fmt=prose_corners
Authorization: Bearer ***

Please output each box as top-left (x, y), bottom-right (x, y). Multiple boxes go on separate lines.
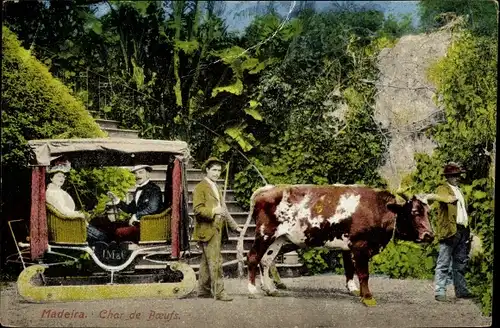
top-left (1, 26), bottom-right (107, 269)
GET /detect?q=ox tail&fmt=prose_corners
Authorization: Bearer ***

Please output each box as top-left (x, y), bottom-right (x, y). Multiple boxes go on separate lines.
top-left (237, 184), bottom-right (275, 279)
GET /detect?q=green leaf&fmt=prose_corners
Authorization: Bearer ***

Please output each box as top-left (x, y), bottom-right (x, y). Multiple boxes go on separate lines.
top-left (211, 79), bottom-right (244, 97)
top-left (241, 58), bottom-right (260, 71)
top-left (224, 125), bottom-right (254, 152)
top-left (424, 257), bottom-right (434, 270)
top-left (175, 40), bottom-right (199, 55)
top-left (211, 46), bottom-right (248, 65)
top-left (473, 190), bottom-right (487, 200)
top-left (215, 137), bottom-right (231, 153)
top-left (131, 58), bottom-right (144, 89)
top-left (91, 21), bottom-right (102, 35)
top-left (244, 108), bottom-right (263, 121)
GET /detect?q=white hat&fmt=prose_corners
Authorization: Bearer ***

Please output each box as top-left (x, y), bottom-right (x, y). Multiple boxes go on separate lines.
top-left (131, 164), bottom-right (153, 173)
top-left (48, 160), bottom-right (71, 174)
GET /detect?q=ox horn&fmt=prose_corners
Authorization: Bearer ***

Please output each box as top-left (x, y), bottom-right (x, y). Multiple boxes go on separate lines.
top-left (417, 193), bottom-right (439, 204)
top-left (396, 188), bottom-right (410, 201)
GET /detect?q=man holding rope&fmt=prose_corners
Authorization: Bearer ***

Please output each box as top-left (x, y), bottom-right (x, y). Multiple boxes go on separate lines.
top-left (192, 157), bottom-right (242, 301)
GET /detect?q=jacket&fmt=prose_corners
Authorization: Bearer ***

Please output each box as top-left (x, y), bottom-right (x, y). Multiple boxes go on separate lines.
top-left (192, 178), bottom-right (239, 242)
top-left (431, 183), bottom-right (468, 241)
top-left (118, 181), bottom-right (163, 220)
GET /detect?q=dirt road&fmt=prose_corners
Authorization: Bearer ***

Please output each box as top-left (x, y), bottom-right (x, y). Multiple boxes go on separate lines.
top-left (1, 275), bottom-right (492, 328)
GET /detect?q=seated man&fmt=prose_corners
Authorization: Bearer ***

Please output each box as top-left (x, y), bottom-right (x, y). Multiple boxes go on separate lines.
top-left (45, 160), bottom-right (108, 244)
top-left (107, 164), bottom-right (163, 243)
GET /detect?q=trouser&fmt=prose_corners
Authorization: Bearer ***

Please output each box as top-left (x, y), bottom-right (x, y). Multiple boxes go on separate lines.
top-left (87, 224), bottom-right (109, 243)
top-left (198, 230), bottom-right (225, 297)
top-left (434, 225), bottom-right (471, 297)
top-left (115, 224), bottom-right (140, 243)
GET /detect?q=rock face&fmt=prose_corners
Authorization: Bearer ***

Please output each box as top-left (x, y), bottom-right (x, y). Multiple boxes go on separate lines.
top-left (374, 30), bottom-right (452, 189)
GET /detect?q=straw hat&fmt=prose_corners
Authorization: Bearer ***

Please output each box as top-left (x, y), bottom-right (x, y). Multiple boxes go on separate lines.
top-left (48, 160), bottom-right (71, 174)
top-left (131, 164), bottom-right (153, 173)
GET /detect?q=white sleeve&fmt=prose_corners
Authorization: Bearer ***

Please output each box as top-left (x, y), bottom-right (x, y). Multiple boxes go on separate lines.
top-left (46, 189), bottom-right (83, 218)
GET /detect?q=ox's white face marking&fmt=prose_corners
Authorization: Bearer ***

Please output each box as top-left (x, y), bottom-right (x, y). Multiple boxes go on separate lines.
top-left (323, 234), bottom-right (351, 251)
top-left (327, 193), bottom-right (360, 225)
top-left (260, 224), bottom-right (266, 236)
top-left (347, 279), bottom-right (359, 292)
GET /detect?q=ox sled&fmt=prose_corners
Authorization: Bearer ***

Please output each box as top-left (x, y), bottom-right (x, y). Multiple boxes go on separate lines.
top-left (238, 184), bottom-right (435, 306)
top-left (7, 138), bottom-right (196, 303)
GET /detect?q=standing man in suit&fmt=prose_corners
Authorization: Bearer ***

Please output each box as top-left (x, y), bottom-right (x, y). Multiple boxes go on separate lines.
top-left (107, 164), bottom-right (163, 243)
top-left (430, 162), bottom-right (474, 302)
top-left (192, 157), bottom-right (242, 301)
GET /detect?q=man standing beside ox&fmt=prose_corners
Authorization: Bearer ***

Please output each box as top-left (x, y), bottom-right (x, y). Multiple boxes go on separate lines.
top-left (431, 162), bottom-right (474, 302)
top-left (192, 157), bottom-right (242, 301)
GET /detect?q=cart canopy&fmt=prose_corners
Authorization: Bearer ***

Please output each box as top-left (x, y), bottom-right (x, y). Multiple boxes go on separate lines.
top-left (28, 138), bottom-right (190, 167)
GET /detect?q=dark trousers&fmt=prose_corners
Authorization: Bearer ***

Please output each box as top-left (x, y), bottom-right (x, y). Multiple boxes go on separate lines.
top-left (434, 225), bottom-right (471, 297)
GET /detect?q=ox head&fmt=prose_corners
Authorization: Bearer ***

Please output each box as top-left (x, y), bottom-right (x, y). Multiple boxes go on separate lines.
top-left (387, 193), bottom-right (434, 243)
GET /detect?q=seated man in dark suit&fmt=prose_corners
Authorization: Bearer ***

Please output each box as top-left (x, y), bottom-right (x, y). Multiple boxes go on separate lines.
top-left (107, 164), bottom-right (163, 243)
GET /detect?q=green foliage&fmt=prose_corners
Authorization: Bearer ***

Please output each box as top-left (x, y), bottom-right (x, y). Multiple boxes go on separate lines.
top-left (392, 30), bottom-right (496, 316)
top-left (297, 248), bottom-right (331, 275)
top-left (370, 241), bottom-right (438, 279)
top-left (2, 2), bottom-right (494, 317)
top-left (232, 31), bottom-right (391, 209)
top-left (211, 79), bottom-right (244, 97)
top-left (1, 26), bottom-right (105, 168)
top-left (418, 0), bottom-right (498, 36)
top-left (1, 26), bottom-right (105, 267)
top-left (427, 32), bottom-right (497, 181)
top-left (66, 168), bottom-right (136, 219)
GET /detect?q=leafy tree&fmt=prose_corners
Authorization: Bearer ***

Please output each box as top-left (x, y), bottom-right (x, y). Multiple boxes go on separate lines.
top-left (418, 0), bottom-right (498, 36)
top-left (1, 26), bottom-right (105, 266)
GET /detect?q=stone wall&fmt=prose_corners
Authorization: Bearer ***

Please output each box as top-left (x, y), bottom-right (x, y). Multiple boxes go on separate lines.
top-left (374, 30), bottom-right (452, 189)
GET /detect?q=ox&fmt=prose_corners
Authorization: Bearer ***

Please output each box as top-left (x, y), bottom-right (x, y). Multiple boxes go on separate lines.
top-left (245, 184), bottom-right (434, 306)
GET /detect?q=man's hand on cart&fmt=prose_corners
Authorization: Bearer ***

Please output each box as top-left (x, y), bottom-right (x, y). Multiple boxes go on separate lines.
top-left (128, 214), bottom-right (140, 226)
top-left (106, 191), bottom-right (121, 205)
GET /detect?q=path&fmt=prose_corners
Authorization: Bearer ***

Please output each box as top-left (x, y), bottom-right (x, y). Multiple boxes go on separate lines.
top-left (0, 275), bottom-right (491, 328)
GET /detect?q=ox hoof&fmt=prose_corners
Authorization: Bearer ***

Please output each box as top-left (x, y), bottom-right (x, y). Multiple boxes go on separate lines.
top-left (248, 293), bottom-right (262, 299)
top-left (350, 290), bottom-right (360, 296)
top-left (361, 297), bottom-right (377, 307)
top-left (265, 290), bottom-right (279, 297)
top-left (275, 282), bottom-right (287, 290)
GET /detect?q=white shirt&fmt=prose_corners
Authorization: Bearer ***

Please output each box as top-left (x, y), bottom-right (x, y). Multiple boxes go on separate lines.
top-left (448, 183), bottom-right (468, 227)
top-left (135, 179), bottom-right (151, 205)
top-left (204, 177), bottom-right (220, 205)
top-left (46, 183), bottom-right (84, 218)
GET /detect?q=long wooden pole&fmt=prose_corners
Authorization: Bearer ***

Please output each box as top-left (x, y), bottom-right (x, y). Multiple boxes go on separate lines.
top-left (223, 161), bottom-right (230, 201)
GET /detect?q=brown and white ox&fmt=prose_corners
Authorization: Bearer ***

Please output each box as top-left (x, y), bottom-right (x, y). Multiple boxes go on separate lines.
top-left (245, 184), bottom-right (434, 306)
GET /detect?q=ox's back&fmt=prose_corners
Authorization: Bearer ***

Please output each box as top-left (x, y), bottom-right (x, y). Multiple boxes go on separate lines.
top-left (251, 184), bottom-right (398, 249)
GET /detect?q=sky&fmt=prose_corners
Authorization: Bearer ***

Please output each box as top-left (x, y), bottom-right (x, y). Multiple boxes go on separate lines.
top-left (94, 1), bottom-right (421, 31)
top-left (223, 1), bottom-right (421, 32)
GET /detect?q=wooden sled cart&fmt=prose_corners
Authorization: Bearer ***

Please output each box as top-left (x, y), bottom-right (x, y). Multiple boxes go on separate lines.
top-left (9, 138), bottom-right (196, 302)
